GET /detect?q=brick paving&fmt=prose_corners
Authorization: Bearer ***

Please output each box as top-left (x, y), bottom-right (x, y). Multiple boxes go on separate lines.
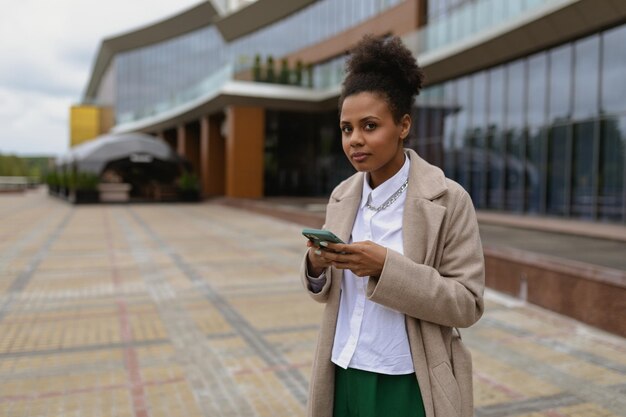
top-left (1, 189), bottom-right (625, 417)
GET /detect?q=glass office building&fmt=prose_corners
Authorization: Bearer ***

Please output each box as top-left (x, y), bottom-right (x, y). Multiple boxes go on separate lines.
top-left (80, 0), bottom-right (626, 223)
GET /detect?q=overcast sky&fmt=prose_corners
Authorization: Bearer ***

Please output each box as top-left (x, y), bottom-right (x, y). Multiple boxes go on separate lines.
top-left (0, 0), bottom-right (202, 157)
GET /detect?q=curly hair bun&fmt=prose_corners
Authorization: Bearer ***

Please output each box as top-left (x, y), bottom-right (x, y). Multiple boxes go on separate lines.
top-left (340, 35), bottom-right (424, 121)
top-left (345, 35), bottom-right (424, 96)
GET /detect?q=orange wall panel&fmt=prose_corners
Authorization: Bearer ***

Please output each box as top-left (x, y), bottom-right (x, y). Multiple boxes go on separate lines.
top-left (226, 106), bottom-right (265, 198)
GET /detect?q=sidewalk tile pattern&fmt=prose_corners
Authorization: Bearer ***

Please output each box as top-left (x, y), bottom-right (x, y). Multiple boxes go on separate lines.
top-left (1, 191), bottom-right (625, 417)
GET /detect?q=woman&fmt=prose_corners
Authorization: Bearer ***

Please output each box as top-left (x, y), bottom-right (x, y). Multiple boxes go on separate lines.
top-left (301, 35), bottom-right (484, 417)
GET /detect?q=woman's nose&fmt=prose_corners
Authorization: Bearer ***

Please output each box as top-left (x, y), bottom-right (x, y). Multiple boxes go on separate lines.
top-left (349, 129), bottom-right (364, 146)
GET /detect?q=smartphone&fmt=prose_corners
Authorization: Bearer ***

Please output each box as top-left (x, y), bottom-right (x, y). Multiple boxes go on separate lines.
top-left (302, 228), bottom-right (345, 245)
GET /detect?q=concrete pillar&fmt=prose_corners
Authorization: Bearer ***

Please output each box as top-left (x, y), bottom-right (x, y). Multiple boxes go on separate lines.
top-left (200, 115), bottom-right (226, 197)
top-left (163, 129), bottom-right (177, 150)
top-left (177, 124), bottom-right (186, 156)
top-left (184, 122), bottom-right (201, 175)
top-left (225, 106), bottom-right (265, 198)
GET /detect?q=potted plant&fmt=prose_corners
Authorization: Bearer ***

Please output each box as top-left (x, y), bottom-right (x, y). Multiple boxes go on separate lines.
top-left (72, 172), bottom-right (100, 204)
top-left (279, 58), bottom-right (290, 84)
top-left (178, 171), bottom-right (200, 202)
top-left (253, 54), bottom-right (262, 82)
top-left (294, 60), bottom-right (304, 86)
top-left (46, 171), bottom-right (60, 195)
top-left (306, 63), bottom-right (314, 88)
top-left (265, 55), bottom-right (275, 83)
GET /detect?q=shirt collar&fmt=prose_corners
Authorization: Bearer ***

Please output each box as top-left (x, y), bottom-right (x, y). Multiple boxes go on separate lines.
top-left (360, 153), bottom-right (410, 209)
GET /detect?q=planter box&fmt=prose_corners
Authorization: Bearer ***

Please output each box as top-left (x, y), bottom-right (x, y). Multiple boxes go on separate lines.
top-left (98, 183), bottom-right (131, 202)
top-left (69, 190), bottom-right (100, 204)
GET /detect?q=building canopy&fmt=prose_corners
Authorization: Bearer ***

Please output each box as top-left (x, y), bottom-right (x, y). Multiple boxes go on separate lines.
top-left (57, 133), bottom-right (183, 174)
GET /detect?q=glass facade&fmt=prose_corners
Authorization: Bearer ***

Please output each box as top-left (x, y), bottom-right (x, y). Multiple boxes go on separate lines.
top-left (264, 110), bottom-right (352, 196)
top-left (414, 23), bottom-right (626, 223)
top-left (112, 0), bottom-right (402, 121)
top-left (417, 0), bottom-right (557, 54)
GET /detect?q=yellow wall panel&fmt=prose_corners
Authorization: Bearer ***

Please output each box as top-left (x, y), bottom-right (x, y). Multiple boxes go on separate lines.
top-left (69, 105), bottom-right (114, 148)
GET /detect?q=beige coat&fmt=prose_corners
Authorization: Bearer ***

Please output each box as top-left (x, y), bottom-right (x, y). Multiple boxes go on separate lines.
top-left (300, 149), bottom-right (485, 417)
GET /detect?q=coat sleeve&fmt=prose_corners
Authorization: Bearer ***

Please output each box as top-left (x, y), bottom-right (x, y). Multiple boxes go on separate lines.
top-left (300, 252), bottom-right (333, 303)
top-left (366, 189), bottom-right (485, 328)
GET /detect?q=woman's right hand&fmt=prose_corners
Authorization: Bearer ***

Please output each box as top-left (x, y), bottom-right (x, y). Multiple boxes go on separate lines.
top-left (306, 240), bottom-right (333, 277)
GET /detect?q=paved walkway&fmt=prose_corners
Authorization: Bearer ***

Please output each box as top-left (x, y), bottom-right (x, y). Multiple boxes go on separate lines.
top-left (1, 189), bottom-right (625, 417)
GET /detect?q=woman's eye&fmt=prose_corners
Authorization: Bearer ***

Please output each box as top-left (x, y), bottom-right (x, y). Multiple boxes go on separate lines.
top-left (364, 123), bottom-right (376, 131)
top-left (341, 126), bottom-right (352, 134)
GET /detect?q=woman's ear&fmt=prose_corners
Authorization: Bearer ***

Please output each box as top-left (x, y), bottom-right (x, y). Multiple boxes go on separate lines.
top-left (400, 114), bottom-right (411, 140)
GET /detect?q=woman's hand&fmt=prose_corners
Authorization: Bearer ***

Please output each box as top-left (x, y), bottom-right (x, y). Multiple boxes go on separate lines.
top-left (316, 241), bottom-right (387, 277)
top-left (306, 240), bottom-right (333, 277)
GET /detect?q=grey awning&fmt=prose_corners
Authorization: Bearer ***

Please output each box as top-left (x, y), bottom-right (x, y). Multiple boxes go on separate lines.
top-left (57, 133), bottom-right (182, 174)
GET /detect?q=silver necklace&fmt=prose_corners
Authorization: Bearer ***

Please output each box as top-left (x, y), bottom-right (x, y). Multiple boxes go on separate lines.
top-left (365, 179), bottom-right (409, 212)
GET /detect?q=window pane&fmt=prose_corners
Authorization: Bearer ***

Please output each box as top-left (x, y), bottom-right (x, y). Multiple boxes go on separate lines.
top-left (505, 61), bottom-right (526, 211)
top-left (601, 24), bottom-right (626, 114)
top-left (487, 67), bottom-right (505, 209)
top-left (573, 35), bottom-right (600, 119)
top-left (456, 77), bottom-right (471, 190)
top-left (571, 121), bottom-right (596, 219)
top-left (547, 125), bottom-right (570, 215)
top-left (548, 44), bottom-right (573, 124)
top-left (526, 126), bottom-right (546, 213)
top-left (527, 52), bottom-right (547, 127)
top-left (599, 116), bottom-right (626, 221)
top-left (426, 84), bottom-right (445, 168)
top-left (470, 72), bottom-right (488, 207)
top-left (443, 81), bottom-right (457, 179)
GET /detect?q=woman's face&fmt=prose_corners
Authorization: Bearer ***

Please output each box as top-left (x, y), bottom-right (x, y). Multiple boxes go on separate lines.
top-left (340, 92), bottom-right (411, 188)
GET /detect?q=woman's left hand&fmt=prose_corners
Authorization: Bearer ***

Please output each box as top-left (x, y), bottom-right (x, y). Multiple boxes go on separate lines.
top-left (318, 241), bottom-right (387, 277)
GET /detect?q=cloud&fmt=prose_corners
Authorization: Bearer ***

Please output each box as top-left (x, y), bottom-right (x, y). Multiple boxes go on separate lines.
top-left (0, 87), bottom-right (73, 155)
top-left (0, 0), bottom-right (202, 156)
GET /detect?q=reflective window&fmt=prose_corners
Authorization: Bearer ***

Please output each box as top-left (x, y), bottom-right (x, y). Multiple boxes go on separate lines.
top-left (527, 53), bottom-right (548, 127)
top-left (547, 125), bottom-right (569, 215)
top-left (573, 36), bottom-right (600, 120)
top-left (505, 61), bottom-right (526, 212)
top-left (571, 121), bottom-right (596, 218)
top-left (264, 110), bottom-right (350, 196)
top-left (425, 22), bottom-right (625, 222)
top-left (601, 25), bottom-right (626, 114)
top-left (526, 125), bottom-right (545, 213)
top-left (599, 116), bottom-right (625, 220)
top-left (455, 77), bottom-right (471, 190)
top-left (111, 0), bottom-right (403, 120)
top-left (548, 44), bottom-right (573, 124)
top-left (487, 67), bottom-right (505, 209)
top-left (526, 53), bottom-right (548, 213)
top-left (442, 81), bottom-right (457, 179)
top-left (470, 72), bottom-right (488, 207)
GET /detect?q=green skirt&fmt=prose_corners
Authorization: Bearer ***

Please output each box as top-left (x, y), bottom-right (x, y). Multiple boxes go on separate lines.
top-left (333, 365), bottom-right (426, 417)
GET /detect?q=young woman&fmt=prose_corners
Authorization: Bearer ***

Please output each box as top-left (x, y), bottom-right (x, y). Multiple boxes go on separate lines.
top-left (301, 35), bottom-right (485, 417)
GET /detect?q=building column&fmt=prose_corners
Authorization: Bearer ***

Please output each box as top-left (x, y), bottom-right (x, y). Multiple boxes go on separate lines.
top-left (225, 106), bottom-right (265, 198)
top-left (200, 115), bottom-right (226, 197)
top-left (163, 128), bottom-right (177, 150)
top-left (177, 124), bottom-right (186, 156)
top-left (185, 122), bottom-right (201, 175)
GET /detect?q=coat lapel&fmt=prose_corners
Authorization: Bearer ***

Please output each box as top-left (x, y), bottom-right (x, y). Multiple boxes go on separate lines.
top-left (323, 176), bottom-right (362, 244)
top-left (402, 149), bottom-right (448, 266)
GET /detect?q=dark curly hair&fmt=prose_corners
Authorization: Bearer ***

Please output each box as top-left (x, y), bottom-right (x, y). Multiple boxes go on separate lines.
top-left (339, 35), bottom-right (424, 123)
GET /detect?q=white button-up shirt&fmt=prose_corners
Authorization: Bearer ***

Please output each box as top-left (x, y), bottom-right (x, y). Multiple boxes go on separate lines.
top-left (331, 155), bottom-right (414, 375)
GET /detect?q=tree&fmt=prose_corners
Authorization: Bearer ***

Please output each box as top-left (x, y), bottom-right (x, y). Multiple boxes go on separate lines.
top-left (294, 60), bottom-right (304, 86)
top-left (253, 54), bottom-right (262, 82)
top-left (279, 59), bottom-right (290, 84)
top-left (266, 56), bottom-right (275, 83)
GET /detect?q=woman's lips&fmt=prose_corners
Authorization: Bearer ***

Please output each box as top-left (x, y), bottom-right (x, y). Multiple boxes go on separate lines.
top-left (351, 152), bottom-right (369, 162)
